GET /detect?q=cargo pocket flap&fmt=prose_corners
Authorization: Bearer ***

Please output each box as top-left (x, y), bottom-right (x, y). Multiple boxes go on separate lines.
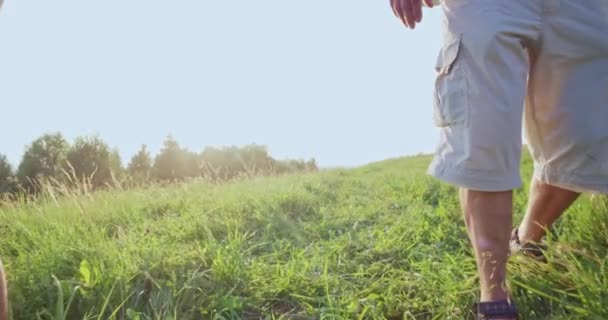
top-left (435, 34), bottom-right (462, 75)
top-left (433, 32), bottom-right (468, 128)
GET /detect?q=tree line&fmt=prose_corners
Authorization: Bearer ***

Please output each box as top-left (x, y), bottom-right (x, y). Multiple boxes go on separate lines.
top-left (0, 132), bottom-right (317, 199)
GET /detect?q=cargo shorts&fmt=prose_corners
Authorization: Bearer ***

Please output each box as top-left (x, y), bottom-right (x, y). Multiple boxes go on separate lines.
top-left (427, 0), bottom-right (608, 193)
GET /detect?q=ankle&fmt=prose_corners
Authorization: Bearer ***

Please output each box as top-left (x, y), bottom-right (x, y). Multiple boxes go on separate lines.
top-left (516, 226), bottom-right (544, 244)
top-left (480, 280), bottom-right (510, 302)
top-left (480, 290), bottom-right (510, 302)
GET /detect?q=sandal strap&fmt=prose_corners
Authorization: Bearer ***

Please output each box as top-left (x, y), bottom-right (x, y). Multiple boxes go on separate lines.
top-left (511, 228), bottom-right (547, 262)
top-left (474, 300), bottom-right (518, 319)
top-left (521, 242), bottom-right (547, 259)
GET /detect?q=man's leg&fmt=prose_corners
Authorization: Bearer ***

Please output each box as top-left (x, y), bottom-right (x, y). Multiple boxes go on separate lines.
top-left (428, 1), bottom-right (540, 316)
top-left (460, 189), bottom-right (513, 302)
top-left (516, 180), bottom-right (580, 244)
top-left (0, 259), bottom-right (7, 320)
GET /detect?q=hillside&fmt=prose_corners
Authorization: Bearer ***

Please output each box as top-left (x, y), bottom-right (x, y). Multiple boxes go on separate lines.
top-left (0, 155), bottom-right (607, 319)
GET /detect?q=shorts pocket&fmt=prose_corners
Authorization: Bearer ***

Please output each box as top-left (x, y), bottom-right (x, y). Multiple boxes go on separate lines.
top-left (433, 33), bottom-right (469, 128)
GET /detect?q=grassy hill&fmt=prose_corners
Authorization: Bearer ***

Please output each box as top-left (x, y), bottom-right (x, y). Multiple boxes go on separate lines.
top-left (0, 155), bottom-right (607, 319)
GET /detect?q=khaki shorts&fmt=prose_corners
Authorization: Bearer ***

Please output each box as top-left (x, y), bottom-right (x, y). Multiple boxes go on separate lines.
top-left (427, 0), bottom-right (608, 193)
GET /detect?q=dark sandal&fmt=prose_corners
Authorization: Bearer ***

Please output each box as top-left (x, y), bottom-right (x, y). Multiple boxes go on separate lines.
top-left (510, 228), bottom-right (548, 263)
top-left (474, 300), bottom-right (519, 320)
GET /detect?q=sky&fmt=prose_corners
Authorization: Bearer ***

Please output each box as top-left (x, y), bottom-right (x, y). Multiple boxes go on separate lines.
top-left (0, 0), bottom-right (443, 168)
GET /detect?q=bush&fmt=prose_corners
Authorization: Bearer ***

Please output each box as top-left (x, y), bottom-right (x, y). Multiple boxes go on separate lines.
top-left (272, 158), bottom-right (318, 174)
top-left (199, 144), bottom-right (317, 181)
top-left (199, 145), bottom-right (273, 180)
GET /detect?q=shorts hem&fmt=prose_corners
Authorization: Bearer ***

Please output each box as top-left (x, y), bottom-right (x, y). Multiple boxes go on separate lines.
top-left (533, 167), bottom-right (608, 194)
top-left (427, 161), bottom-right (522, 192)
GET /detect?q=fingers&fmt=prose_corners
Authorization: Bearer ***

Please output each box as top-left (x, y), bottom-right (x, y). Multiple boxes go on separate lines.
top-left (403, 0), bottom-right (415, 28)
top-left (423, 0), bottom-right (435, 8)
top-left (390, 0), bottom-right (400, 20)
top-left (392, 0), bottom-right (424, 29)
top-left (390, 0), bottom-right (403, 27)
top-left (392, 0), bottom-right (407, 27)
top-left (413, 0), bottom-right (422, 23)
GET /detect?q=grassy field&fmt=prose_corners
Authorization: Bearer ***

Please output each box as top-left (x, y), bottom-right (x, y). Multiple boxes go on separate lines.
top-left (1, 155), bottom-right (607, 319)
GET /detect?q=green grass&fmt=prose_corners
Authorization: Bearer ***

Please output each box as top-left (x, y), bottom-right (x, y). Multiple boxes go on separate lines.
top-left (1, 155), bottom-right (607, 319)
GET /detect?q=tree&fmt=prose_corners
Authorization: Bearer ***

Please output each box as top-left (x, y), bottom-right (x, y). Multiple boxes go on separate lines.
top-left (152, 136), bottom-right (197, 181)
top-left (109, 148), bottom-right (124, 179)
top-left (17, 132), bottom-right (70, 191)
top-left (239, 145), bottom-right (274, 174)
top-left (127, 145), bottom-right (152, 182)
top-left (67, 136), bottom-right (113, 189)
top-left (0, 155), bottom-right (12, 184)
top-left (0, 154), bottom-right (18, 197)
top-left (306, 158), bottom-right (318, 171)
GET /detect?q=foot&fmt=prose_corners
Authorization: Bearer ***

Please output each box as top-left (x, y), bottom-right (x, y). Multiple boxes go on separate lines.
top-left (509, 228), bottom-right (547, 263)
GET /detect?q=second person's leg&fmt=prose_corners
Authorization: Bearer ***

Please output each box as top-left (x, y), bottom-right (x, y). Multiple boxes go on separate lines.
top-left (517, 180), bottom-right (580, 244)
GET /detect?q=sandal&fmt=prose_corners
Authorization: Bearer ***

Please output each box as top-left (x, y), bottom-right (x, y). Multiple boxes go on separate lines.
top-left (474, 300), bottom-right (519, 320)
top-left (509, 228), bottom-right (547, 263)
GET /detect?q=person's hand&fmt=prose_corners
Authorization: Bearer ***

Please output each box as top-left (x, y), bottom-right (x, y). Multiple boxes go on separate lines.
top-left (390, 0), bottom-right (435, 29)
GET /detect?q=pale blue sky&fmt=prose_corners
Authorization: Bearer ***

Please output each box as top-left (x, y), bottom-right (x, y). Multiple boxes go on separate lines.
top-left (0, 0), bottom-right (442, 168)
